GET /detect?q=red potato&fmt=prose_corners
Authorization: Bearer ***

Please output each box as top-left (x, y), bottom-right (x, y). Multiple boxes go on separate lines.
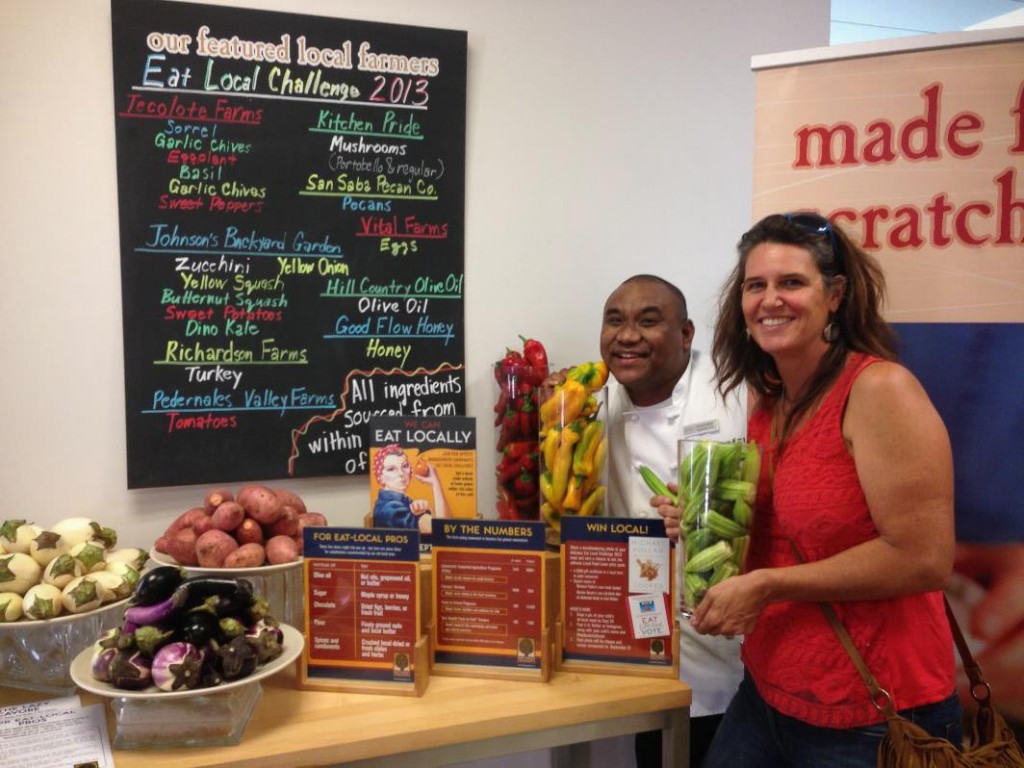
top-left (272, 487), bottom-right (307, 516)
top-left (237, 484), bottom-right (283, 525)
top-left (265, 535), bottom-right (299, 565)
top-left (234, 517), bottom-right (264, 546)
top-left (223, 542), bottom-right (266, 569)
top-left (195, 529), bottom-right (239, 568)
top-left (166, 507), bottom-right (210, 536)
top-left (204, 487), bottom-right (235, 513)
top-left (267, 505), bottom-right (299, 538)
top-left (163, 527), bottom-right (199, 566)
top-left (210, 500), bottom-right (245, 532)
top-left (295, 512), bottom-right (328, 554)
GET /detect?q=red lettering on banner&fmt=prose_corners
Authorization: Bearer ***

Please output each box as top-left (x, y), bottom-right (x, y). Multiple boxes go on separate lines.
top-left (794, 83), bottom-right (984, 168)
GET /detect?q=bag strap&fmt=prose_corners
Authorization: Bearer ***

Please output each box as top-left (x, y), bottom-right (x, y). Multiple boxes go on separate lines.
top-left (943, 597), bottom-right (993, 707)
top-left (816, 597), bottom-right (899, 716)
top-left (787, 540), bottom-right (990, 715)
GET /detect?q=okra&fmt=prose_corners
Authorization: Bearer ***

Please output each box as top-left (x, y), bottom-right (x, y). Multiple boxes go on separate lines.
top-left (713, 479), bottom-right (756, 504)
top-left (741, 441), bottom-right (762, 484)
top-left (709, 560), bottom-right (739, 587)
top-left (684, 539), bottom-right (734, 574)
top-left (685, 527), bottom-right (713, 561)
top-left (684, 572), bottom-right (708, 606)
top-left (733, 535), bottom-right (750, 570)
top-left (705, 509), bottom-right (747, 539)
top-left (732, 497), bottom-right (753, 528)
top-left (682, 494), bottom-right (704, 527)
top-left (717, 441), bottom-right (744, 483)
top-left (637, 465), bottom-right (678, 506)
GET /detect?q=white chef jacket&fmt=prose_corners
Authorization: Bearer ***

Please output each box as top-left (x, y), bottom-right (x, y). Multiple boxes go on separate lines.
top-left (606, 349), bottom-right (747, 717)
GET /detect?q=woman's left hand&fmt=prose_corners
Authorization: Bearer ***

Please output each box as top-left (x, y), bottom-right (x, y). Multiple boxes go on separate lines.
top-left (690, 570), bottom-right (769, 637)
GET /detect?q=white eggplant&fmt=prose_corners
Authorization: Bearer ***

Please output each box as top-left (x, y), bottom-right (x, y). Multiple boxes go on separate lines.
top-left (0, 592), bottom-right (24, 621)
top-left (103, 561), bottom-right (140, 593)
top-left (90, 569), bottom-right (134, 601)
top-left (0, 552), bottom-right (43, 595)
top-left (23, 583), bottom-right (64, 620)
top-left (43, 553), bottom-right (84, 589)
top-left (104, 547), bottom-right (149, 571)
top-left (0, 521), bottom-right (42, 555)
top-left (29, 530), bottom-right (67, 567)
top-left (51, 517), bottom-right (118, 550)
top-left (68, 541), bottom-right (108, 573)
top-left (62, 574), bottom-right (111, 613)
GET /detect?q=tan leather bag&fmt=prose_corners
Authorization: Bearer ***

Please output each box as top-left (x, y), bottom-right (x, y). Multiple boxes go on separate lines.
top-left (823, 596), bottom-right (1024, 767)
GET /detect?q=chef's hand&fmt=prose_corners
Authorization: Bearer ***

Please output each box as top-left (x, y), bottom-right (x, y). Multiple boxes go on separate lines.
top-left (538, 369), bottom-right (568, 407)
top-left (651, 483), bottom-right (682, 541)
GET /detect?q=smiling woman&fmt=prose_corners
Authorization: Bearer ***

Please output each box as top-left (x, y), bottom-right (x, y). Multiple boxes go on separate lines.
top-left (700, 212), bottom-right (962, 766)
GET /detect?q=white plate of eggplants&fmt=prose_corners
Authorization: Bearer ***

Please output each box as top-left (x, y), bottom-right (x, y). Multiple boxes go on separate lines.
top-left (71, 565), bottom-right (303, 698)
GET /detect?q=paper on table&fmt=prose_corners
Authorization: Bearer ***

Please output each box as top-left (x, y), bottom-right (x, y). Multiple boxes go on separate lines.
top-left (0, 695), bottom-right (113, 768)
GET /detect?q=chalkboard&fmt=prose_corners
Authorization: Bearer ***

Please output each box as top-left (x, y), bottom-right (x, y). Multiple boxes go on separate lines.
top-left (110, 0), bottom-right (467, 488)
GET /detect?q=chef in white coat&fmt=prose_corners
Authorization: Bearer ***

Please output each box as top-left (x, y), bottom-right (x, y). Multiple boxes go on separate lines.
top-left (601, 274), bottom-right (746, 768)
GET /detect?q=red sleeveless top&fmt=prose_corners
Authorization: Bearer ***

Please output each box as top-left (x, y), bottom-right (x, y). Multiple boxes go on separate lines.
top-left (744, 353), bottom-right (954, 728)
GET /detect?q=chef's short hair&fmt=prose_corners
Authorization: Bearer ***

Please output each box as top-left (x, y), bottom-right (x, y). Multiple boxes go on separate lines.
top-left (619, 274), bottom-right (688, 324)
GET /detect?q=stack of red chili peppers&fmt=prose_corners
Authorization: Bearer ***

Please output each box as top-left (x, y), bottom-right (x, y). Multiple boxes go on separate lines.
top-left (493, 336), bottom-right (549, 520)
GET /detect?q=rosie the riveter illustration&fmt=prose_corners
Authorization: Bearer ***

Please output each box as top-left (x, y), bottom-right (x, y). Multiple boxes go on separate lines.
top-left (371, 444), bottom-right (450, 535)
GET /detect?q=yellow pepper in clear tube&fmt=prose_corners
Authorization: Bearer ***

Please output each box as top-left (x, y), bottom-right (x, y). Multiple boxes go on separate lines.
top-left (562, 473), bottom-right (583, 512)
top-left (566, 361), bottom-right (609, 393)
top-left (539, 379), bottom-right (588, 432)
top-left (541, 426), bottom-right (561, 470)
top-left (541, 501), bottom-right (561, 532)
top-left (579, 486), bottom-right (606, 517)
top-left (582, 436), bottom-right (608, 496)
top-left (572, 421), bottom-right (605, 477)
top-left (549, 425), bottom-right (581, 501)
top-left (540, 472), bottom-right (560, 510)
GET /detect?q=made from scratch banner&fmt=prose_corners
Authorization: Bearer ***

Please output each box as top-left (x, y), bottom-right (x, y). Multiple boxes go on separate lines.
top-left (751, 31), bottom-right (1024, 729)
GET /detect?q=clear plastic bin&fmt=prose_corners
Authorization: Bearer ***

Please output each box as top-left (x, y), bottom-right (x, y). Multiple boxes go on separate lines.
top-left (109, 680), bottom-right (262, 748)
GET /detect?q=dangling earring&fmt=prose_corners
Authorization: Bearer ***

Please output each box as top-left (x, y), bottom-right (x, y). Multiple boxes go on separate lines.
top-left (745, 327), bottom-right (752, 341)
top-left (822, 319), bottom-right (839, 343)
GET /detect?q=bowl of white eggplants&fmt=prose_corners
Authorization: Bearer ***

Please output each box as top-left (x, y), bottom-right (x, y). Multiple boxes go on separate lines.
top-left (0, 516), bottom-right (149, 695)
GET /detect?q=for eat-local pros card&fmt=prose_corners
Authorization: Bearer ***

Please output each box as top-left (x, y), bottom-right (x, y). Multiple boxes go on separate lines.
top-left (368, 415), bottom-right (477, 553)
top-left (299, 526), bottom-right (422, 690)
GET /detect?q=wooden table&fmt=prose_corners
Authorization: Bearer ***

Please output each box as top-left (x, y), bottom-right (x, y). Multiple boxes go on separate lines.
top-left (1, 666), bottom-right (690, 768)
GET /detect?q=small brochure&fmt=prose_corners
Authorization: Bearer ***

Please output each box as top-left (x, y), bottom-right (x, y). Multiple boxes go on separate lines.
top-left (368, 415), bottom-right (478, 554)
top-left (0, 695), bottom-right (113, 768)
top-left (559, 516), bottom-right (677, 674)
top-left (431, 519), bottom-right (549, 678)
top-left (299, 526), bottom-right (425, 694)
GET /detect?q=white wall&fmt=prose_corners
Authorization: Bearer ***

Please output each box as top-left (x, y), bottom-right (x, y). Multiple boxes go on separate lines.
top-left (0, 0), bottom-right (825, 760)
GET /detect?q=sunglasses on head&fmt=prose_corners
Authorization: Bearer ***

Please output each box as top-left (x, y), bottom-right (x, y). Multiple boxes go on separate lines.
top-left (784, 212), bottom-right (844, 274)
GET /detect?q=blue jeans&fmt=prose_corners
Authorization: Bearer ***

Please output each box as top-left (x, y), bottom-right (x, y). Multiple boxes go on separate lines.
top-left (702, 672), bottom-right (963, 767)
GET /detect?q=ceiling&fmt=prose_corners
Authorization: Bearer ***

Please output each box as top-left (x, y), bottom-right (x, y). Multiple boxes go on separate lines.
top-left (830, 0), bottom-right (1024, 44)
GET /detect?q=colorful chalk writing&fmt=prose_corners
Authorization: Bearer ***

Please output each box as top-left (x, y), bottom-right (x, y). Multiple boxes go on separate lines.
top-left (111, 0), bottom-right (467, 487)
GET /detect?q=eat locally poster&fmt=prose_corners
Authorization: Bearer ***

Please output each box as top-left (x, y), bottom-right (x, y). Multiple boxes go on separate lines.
top-left (751, 32), bottom-right (1024, 730)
